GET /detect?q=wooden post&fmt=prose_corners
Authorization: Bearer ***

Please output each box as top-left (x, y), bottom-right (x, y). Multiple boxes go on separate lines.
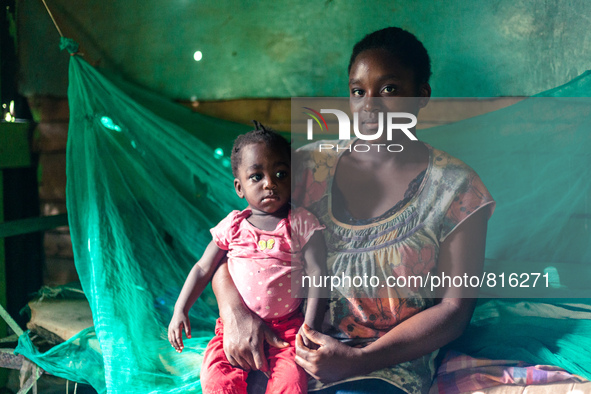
top-left (0, 170), bottom-right (5, 343)
top-left (0, 121), bottom-right (31, 386)
top-left (0, 153), bottom-right (7, 387)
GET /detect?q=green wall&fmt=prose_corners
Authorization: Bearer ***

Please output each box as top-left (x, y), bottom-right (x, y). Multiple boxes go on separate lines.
top-left (18, 0), bottom-right (591, 100)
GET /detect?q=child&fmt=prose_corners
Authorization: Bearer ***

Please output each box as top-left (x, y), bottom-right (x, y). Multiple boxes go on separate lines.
top-left (168, 121), bottom-right (327, 394)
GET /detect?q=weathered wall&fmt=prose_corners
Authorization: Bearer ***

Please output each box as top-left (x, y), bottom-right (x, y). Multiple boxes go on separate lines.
top-left (29, 96), bottom-right (78, 286)
top-left (18, 0), bottom-right (591, 100)
top-left (14, 0), bottom-right (590, 289)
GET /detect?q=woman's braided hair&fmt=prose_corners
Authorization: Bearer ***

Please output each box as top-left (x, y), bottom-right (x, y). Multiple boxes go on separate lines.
top-left (348, 27), bottom-right (432, 86)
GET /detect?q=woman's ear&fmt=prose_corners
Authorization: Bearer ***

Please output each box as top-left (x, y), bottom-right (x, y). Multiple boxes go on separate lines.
top-left (418, 83), bottom-right (431, 108)
top-left (234, 179), bottom-right (244, 198)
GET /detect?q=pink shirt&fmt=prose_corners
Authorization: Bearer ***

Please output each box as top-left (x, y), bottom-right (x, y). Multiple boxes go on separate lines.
top-left (210, 207), bottom-right (324, 320)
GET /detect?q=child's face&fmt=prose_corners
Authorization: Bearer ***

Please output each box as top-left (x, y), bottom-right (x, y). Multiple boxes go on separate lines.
top-left (234, 142), bottom-right (291, 215)
top-left (348, 48), bottom-right (431, 135)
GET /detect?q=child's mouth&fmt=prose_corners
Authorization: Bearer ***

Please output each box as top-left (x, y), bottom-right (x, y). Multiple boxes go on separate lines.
top-left (261, 195), bottom-right (279, 202)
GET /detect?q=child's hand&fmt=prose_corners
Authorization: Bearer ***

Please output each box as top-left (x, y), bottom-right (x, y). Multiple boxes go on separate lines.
top-left (297, 325), bottom-right (319, 350)
top-left (168, 311), bottom-right (191, 353)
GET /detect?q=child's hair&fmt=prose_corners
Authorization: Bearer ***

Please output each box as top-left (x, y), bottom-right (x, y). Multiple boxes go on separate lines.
top-left (230, 121), bottom-right (291, 177)
top-left (348, 27), bottom-right (432, 86)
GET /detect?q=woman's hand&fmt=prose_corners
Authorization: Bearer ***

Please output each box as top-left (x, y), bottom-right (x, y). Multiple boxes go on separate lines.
top-left (297, 325), bottom-right (319, 350)
top-left (220, 306), bottom-right (289, 372)
top-left (295, 324), bottom-right (362, 383)
top-left (211, 261), bottom-right (288, 372)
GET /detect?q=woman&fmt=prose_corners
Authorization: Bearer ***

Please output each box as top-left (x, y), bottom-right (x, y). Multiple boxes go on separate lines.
top-left (211, 27), bottom-right (495, 394)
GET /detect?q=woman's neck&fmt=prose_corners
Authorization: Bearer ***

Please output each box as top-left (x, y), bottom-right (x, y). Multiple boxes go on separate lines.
top-left (350, 135), bottom-right (427, 168)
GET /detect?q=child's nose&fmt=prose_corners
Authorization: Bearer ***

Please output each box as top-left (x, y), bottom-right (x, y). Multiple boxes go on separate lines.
top-left (263, 176), bottom-right (277, 189)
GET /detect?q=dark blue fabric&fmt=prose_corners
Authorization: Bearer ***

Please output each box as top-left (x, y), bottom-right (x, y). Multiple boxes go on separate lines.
top-left (246, 372), bottom-right (406, 394)
top-left (313, 379), bottom-right (406, 394)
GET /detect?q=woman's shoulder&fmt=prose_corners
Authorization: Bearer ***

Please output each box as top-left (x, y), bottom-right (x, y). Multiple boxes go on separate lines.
top-left (430, 145), bottom-right (474, 172)
top-left (423, 145), bottom-right (495, 230)
top-left (295, 139), bottom-right (349, 153)
top-left (294, 140), bottom-right (346, 165)
top-left (293, 140), bottom-right (346, 207)
top-left (427, 145), bottom-right (481, 185)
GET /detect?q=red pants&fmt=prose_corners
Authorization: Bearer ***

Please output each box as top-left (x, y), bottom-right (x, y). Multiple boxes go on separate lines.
top-left (200, 312), bottom-right (307, 394)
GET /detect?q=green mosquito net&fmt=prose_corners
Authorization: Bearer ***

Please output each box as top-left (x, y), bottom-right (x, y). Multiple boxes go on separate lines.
top-left (14, 38), bottom-right (591, 392)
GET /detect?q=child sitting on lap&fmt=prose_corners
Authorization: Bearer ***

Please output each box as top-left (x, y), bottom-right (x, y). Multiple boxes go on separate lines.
top-left (168, 121), bottom-right (327, 394)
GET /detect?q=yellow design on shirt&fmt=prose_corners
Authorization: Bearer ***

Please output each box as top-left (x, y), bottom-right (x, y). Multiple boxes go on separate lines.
top-left (258, 238), bottom-right (275, 250)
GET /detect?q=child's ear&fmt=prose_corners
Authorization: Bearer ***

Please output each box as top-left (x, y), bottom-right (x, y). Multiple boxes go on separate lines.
top-left (234, 178), bottom-right (244, 198)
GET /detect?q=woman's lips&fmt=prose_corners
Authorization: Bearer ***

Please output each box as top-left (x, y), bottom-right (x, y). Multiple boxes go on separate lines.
top-left (362, 120), bottom-right (380, 130)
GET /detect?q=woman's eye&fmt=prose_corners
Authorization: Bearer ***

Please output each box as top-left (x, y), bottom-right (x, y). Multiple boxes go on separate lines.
top-left (351, 89), bottom-right (364, 97)
top-left (382, 85), bottom-right (397, 94)
top-left (276, 171), bottom-right (288, 179)
top-left (249, 174), bottom-right (262, 182)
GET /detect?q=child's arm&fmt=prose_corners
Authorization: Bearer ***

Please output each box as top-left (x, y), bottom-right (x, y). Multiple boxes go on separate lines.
top-left (168, 240), bottom-right (227, 352)
top-left (299, 231), bottom-right (328, 345)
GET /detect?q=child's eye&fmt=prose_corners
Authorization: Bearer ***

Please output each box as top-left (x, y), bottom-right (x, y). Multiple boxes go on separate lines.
top-left (249, 173), bottom-right (263, 182)
top-left (276, 171), bottom-right (288, 179)
top-left (382, 85), bottom-right (397, 94)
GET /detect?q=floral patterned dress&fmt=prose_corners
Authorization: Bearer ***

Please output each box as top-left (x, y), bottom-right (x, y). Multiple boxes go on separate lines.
top-left (293, 140), bottom-right (495, 394)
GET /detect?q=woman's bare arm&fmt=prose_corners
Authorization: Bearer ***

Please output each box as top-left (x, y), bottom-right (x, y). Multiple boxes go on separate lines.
top-left (296, 207), bottom-right (489, 383)
top-left (302, 231), bottom-right (328, 330)
top-left (298, 231), bottom-right (328, 348)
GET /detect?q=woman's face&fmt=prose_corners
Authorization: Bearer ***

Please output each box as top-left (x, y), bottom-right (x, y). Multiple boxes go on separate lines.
top-left (348, 48), bottom-right (430, 135)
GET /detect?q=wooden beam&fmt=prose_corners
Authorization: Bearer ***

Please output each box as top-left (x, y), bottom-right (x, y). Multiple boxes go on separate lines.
top-left (0, 213), bottom-right (68, 238)
top-left (0, 303), bottom-right (23, 338)
top-left (27, 298), bottom-right (93, 343)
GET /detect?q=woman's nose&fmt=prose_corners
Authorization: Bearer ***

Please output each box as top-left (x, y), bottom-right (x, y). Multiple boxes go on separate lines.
top-left (363, 96), bottom-right (382, 112)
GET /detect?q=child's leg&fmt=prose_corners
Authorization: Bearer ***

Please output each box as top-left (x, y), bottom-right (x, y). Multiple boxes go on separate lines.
top-left (200, 318), bottom-right (248, 394)
top-left (265, 314), bottom-right (307, 394)
top-left (266, 344), bottom-right (307, 394)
